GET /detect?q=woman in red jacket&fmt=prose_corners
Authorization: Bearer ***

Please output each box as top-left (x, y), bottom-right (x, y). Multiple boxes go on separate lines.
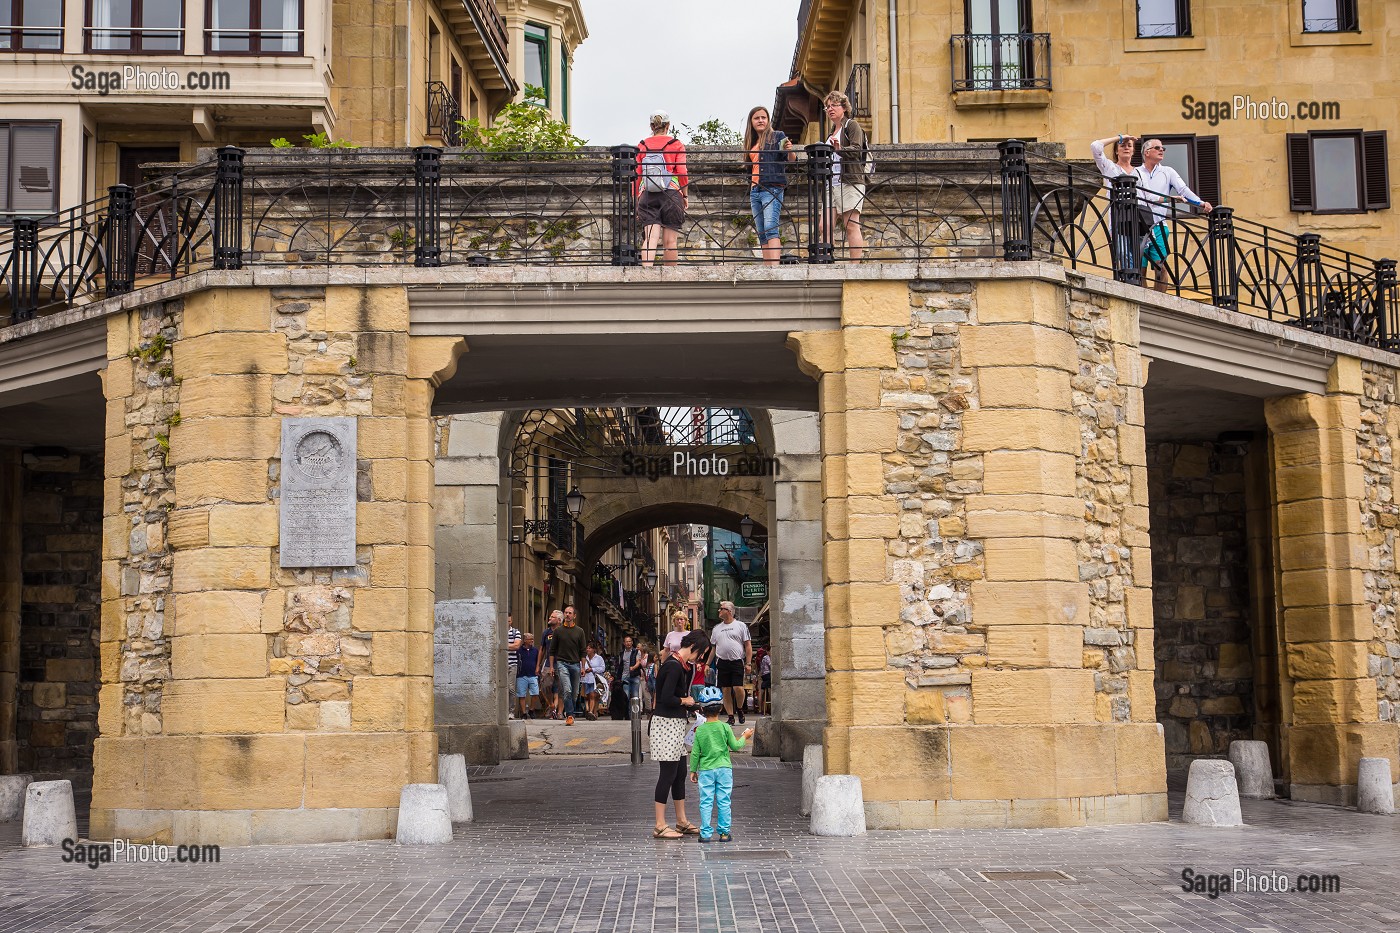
top-left (635, 109), bottom-right (688, 267)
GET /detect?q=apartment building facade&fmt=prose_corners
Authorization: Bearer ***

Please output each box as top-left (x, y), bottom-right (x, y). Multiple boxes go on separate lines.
top-left (775, 0), bottom-right (1393, 255)
top-left (0, 0), bottom-right (585, 213)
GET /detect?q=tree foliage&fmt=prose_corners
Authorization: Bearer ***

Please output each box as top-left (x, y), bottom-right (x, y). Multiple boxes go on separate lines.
top-left (457, 85), bottom-right (586, 153)
top-left (681, 118), bottom-right (742, 147)
top-left (269, 132), bottom-right (358, 149)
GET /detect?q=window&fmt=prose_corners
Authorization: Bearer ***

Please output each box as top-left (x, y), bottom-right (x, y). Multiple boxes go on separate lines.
top-left (561, 51), bottom-right (570, 123)
top-left (962, 0), bottom-right (1038, 90)
top-left (1, 0), bottom-right (62, 51)
top-left (1302, 0), bottom-right (1359, 33)
top-left (87, 0), bottom-right (182, 52)
top-left (1288, 130), bottom-right (1389, 212)
top-left (0, 122), bottom-right (60, 215)
top-left (1131, 133), bottom-right (1221, 207)
top-left (206, 0), bottom-right (303, 55)
top-left (1137, 0), bottom-right (1191, 38)
top-left (524, 22), bottom-right (549, 103)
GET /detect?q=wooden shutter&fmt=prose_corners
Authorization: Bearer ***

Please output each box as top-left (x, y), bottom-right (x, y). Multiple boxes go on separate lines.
top-left (1130, 136), bottom-right (1148, 168)
top-left (1286, 133), bottom-right (1314, 212)
top-left (0, 125), bottom-right (9, 213)
top-left (1175, 0), bottom-right (1193, 36)
top-left (1338, 0), bottom-right (1360, 31)
top-left (1194, 135), bottom-right (1221, 207)
top-left (10, 123), bottom-right (57, 214)
top-left (1362, 130), bottom-right (1390, 210)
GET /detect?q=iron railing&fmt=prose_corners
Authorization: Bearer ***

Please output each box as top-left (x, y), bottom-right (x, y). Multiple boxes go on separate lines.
top-left (524, 496), bottom-right (575, 552)
top-left (426, 82), bottom-right (464, 147)
top-left (950, 33), bottom-right (1051, 92)
top-left (846, 63), bottom-right (871, 119)
top-left (2, 142), bottom-right (1395, 353)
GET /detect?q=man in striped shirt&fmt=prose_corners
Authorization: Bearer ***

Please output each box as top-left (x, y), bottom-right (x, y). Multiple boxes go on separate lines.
top-left (506, 614), bottom-right (522, 718)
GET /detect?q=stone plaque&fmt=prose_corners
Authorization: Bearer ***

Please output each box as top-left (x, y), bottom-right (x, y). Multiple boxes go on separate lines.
top-left (279, 417), bottom-right (357, 568)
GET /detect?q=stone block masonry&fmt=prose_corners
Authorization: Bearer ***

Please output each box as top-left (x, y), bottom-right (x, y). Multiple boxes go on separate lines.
top-left (90, 285), bottom-right (464, 845)
top-left (1148, 441), bottom-right (1255, 774)
top-left (18, 455), bottom-right (103, 784)
top-left (1359, 363), bottom-right (1400, 725)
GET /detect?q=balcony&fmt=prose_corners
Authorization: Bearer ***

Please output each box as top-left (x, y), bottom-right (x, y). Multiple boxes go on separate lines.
top-left (2, 144), bottom-right (1395, 356)
top-left (950, 33), bottom-right (1051, 103)
top-left (427, 82), bottom-right (464, 146)
top-left (440, 0), bottom-right (516, 101)
top-left (845, 63), bottom-right (870, 120)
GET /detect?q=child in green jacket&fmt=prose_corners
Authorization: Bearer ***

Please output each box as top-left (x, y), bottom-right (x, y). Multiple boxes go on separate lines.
top-left (688, 686), bottom-right (753, 842)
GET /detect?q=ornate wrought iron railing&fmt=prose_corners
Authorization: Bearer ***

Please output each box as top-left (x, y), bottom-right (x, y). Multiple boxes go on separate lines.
top-left (950, 33), bottom-right (1051, 92)
top-left (426, 81), bottom-right (464, 147)
top-left (846, 63), bottom-right (871, 119)
top-left (524, 495), bottom-right (575, 552)
top-left (2, 141), bottom-right (1395, 352)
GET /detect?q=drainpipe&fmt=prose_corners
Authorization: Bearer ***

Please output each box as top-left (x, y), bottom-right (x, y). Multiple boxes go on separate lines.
top-left (887, 0), bottom-right (901, 143)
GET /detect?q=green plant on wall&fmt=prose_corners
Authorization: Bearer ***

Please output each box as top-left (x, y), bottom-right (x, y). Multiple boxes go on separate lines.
top-left (680, 118), bottom-right (741, 147)
top-left (457, 85), bottom-right (585, 156)
top-left (270, 133), bottom-right (359, 149)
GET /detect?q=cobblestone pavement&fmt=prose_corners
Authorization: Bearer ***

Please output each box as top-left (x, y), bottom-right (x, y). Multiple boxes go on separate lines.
top-left (2, 753), bottom-right (1400, 932)
top-left (522, 715), bottom-right (764, 756)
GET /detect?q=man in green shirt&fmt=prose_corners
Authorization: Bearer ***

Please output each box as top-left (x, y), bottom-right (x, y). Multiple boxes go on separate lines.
top-left (687, 686), bottom-right (753, 842)
top-left (549, 605), bottom-right (587, 725)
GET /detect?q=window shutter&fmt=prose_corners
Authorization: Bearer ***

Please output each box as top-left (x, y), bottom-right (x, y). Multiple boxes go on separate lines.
top-left (1362, 130), bottom-right (1390, 211)
top-left (10, 123), bottom-right (58, 213)
top-left (1130, 135), bottom-right (1148, 168)
top-left (1176, 0), bottom-right (1193, 36)
top-left (0, 125), bottom-right (10, 212)
top-left (1194, 135), bottom-right (1221, 207)
top-left (1286, 133), bottom-right (1314, 212)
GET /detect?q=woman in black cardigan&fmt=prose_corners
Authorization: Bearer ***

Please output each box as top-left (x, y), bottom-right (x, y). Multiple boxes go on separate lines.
top-left (650, 629), bottom-right (709, 838)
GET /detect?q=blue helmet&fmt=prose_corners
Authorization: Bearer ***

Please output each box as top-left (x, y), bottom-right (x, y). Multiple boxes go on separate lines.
top-left (697, 686), bottom-right (724, 707)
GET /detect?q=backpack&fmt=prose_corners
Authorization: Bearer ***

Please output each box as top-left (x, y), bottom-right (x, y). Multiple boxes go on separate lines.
top-left (639, 138), bottom-right (679, 193)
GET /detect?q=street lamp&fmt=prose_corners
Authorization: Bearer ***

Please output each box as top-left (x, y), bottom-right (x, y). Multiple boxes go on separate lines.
top-left (739, 513), bottom-right (754, 540)
top-left (740, 554), bottom-right (752, 573)
top-left (621, 539), bottom-right (636, 562)
top-left (645, 569), bottom-right (659, 590)
top-left (659, 592), bottom-right (670, 610)
top-left (565, 486), bottom-right (585, 518)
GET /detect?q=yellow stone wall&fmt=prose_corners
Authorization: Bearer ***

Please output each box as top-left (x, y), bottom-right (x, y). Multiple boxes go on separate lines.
top-left (795, 0), bottom-right (1396, 254)
top-left (91, 285), bottom-right (464, 844)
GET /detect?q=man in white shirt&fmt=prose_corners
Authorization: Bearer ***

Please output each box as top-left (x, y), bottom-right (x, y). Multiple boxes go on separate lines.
top-left (1134, 139), bottom-right (1213, 292)
top-left (710, 601), bottom-right (753, 725)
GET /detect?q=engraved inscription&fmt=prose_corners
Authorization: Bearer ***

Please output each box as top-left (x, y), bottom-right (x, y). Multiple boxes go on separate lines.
top-left (280, 417), bottom-right (357, 568)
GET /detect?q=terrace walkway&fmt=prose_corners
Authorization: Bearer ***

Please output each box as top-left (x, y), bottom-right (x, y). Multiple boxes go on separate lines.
top-left (3, 755), bottom-right (1399, 932)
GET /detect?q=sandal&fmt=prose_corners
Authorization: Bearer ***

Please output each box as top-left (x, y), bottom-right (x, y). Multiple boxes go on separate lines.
top-left (675, 821), bottom-right (701, 835)
top-left (653, 825), bottom-right (683, 839)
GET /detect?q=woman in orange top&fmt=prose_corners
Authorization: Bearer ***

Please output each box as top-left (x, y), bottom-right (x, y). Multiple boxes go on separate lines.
top-left (743, 106), bottom-right (796, 266)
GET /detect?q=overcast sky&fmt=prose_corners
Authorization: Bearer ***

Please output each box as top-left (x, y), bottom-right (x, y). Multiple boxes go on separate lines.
top-left (572, 0), bottom-right (801, 146)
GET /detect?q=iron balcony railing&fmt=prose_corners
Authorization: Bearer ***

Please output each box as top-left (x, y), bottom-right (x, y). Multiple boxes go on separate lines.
top-left (524, 496), bottom-right (575, 552)
top-left (950, 33), bottom-right (1051, 92)
top-left (846, 63), bottom-right (871, 119)
top-left (426, 82), bottom-right (463, 146)
top-left (1, 142), bottom-right (1395, 354)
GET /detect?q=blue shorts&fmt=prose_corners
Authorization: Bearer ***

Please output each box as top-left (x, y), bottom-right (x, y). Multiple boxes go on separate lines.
top-left (583, 682), bottom-right (596, 695)
top-left (515, 676), bottom-right (539, 697)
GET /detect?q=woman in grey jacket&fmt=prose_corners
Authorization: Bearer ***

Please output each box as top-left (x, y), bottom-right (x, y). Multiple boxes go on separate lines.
top-left (823, 90), bottom-right (868, 260)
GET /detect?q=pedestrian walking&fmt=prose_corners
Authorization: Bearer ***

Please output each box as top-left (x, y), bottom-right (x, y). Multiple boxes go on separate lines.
top-left (618, 635), bottom-right (644, 703)
top-left (506, 613), bottom-right (521, 718)
top-left (689, 686), bottom-right (753, 842)
top-left (581, 643), bottom-right (606, 720)
top-left (515, 632), bottom-right (541, 719)
top-left (651, 629), bottom-right (709, 839)
top-left (540, 611), bottom-right (560, 719)
top-left (743, 105), bottom-right (796, 265)
top-left (711, 600), bottom-right (752, 725)
top-left (551, 605), bottom-right (587, 725)
top-left (636, 110), bottom-right (688, 267)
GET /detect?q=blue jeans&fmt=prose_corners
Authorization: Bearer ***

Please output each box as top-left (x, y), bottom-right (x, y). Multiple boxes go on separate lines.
top-left (750, 186), bottom-right (785, 243)
top-left (624, 676), bottom-right (641, 700)
top-left (697, 767), bottom-right (734, 838)
top-left (555, 661), bottom-right (581, 716)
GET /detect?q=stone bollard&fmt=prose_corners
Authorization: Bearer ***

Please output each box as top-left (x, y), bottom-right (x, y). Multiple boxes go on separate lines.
top-left (437, 753), bottom-right (474, 823)
top-left (0, 774), bottom-right (34, 822)
top-left (810, 775), bottom-right (866, 837)
top-left (1227, 740), bottom-right (1275, 799)
top-left (395, 784), bottom-right (454, 845)
top-left (799, 745), bottom-right (823, 817)
top-left (21, 780), bottom-right (77, 847)
top-left (1181, 760), bottom-right (1243, 827)
top-left (1356, 758), bottom-right (1396, 815)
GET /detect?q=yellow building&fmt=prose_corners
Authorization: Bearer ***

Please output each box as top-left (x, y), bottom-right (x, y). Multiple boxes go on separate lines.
top-left (775, 0), bottom-right (1394, 254)
top-left (0, 0), bottom-right (585, 211)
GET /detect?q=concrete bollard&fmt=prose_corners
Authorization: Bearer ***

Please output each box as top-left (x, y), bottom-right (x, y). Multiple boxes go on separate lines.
top-left (1181, 759), bottom-right (1243, 827)
top-left (21, 780), bottom-right (77, 847)
top-left (1227, 740), bottom-right (1275, 799)
top-left (799, 745), bottom-right (823, 817)
top-left (395, 784), bottom-right (454, 845)
top-left (810, 775), bottom-right (867, 837)
top-left (437, 753), bottom-right (474, 823)
top-left (0, 774), bottom-right (34, 822)
top-left (1356, 758), bottom-right (1395, 815)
